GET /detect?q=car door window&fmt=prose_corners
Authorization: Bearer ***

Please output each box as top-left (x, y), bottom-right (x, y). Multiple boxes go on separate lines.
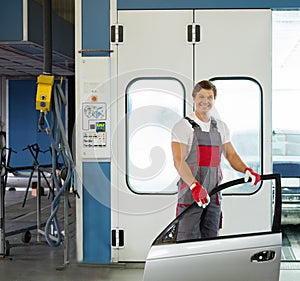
top-left (153, 174), bottom-right (281, 244)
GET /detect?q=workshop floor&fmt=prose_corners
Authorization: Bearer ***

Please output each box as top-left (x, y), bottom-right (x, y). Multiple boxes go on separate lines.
top-left (1, 189), bottom-right (300, 281)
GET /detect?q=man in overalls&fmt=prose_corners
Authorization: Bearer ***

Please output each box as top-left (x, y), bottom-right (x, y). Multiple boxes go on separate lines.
top-left (171, 80), bottom-right (260, 241)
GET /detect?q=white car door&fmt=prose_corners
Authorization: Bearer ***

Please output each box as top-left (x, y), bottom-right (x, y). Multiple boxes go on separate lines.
top-left (143, 174), bottom-right (282, 281)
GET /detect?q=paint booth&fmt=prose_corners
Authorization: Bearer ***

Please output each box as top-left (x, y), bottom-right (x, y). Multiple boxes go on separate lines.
top-left (75, 1), bottom-right (274, 264)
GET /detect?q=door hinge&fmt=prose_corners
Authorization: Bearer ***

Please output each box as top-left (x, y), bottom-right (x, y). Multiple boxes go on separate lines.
top-left (112, 228), bottom-right (124, 248)
top-left (111, 24), bottom-right (124, 44)
top-left (187, 24), bottom-right (201, 43)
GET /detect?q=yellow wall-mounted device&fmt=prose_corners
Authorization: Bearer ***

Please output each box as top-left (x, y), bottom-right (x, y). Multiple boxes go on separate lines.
top-left (36, 75), bottom-right (55, 112)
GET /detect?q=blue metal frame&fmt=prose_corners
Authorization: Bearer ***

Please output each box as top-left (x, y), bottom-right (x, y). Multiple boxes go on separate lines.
top-left (82, 0), bottom-right (110, 57)
top-left (83, 162), bottom-right (111, 263)
top-left (0, 0), bottom-right (23, 41)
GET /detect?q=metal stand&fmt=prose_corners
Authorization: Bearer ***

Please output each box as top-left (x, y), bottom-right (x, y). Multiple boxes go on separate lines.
top-left (0, 139), bottom-right (73, 261)
top-left (0, 165), bottom-right (5, 257)
top-left (1, 144), bottom-right (53, 256)
top-left (0, 132), bottom-right (4, 256)
top-left (64, 189), bottom-right (69, 266)
top-left (21, 144), bottom-right (54, 207)
top-left (0, 141), bottom-right (12, 258)
top-left (56, 188), bottom-right (70, 270)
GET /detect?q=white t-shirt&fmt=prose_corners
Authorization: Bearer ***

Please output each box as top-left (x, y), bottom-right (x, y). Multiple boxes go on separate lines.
top-left (171, 112), bottom-right (231, 154)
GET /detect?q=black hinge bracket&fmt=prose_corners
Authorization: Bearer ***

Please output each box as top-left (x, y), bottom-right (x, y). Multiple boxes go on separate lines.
top-left (111, 25), bottom-right (124, 44)
top-left (187, 24), bottom-right (201, 43)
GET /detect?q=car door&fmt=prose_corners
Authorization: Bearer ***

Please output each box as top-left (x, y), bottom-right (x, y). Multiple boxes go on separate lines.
top-left (143, 174), bottom-right (282, 281)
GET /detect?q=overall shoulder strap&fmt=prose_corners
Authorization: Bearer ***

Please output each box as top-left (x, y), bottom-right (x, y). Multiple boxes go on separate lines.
top-left (184, 116), bottom-right (200, 129)
top-left (210, 116), bottom-right (218, 131)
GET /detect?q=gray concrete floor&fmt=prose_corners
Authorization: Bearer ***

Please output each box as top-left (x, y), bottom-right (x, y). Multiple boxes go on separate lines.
top-left (0, 245), bottom-right (144, 281)
top-left (1, 188), bottom-right (145, 281)
top-left (1, 189), bottom-right (300, 281)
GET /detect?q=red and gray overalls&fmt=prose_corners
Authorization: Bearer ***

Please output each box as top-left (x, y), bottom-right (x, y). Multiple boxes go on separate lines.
top-left (177, 116), bottom-right (223, 240)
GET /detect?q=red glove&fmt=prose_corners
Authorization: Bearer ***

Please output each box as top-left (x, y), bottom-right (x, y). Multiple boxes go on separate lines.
top-left (190, 182), bottom-right (210, 208)
top-left (244, 167), bottom-right (261, 186)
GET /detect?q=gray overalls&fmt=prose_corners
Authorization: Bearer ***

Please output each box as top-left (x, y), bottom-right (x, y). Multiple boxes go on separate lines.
top-left (177, 116), bottom-right (222, 241)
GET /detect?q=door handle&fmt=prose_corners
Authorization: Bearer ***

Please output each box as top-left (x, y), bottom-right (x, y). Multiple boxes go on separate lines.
top-left (251, 250), bottom-right (276, 262)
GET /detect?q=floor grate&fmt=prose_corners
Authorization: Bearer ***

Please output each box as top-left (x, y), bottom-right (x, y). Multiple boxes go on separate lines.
top-left (281, 246), bottom-right (296, 260)
top-left (281, 262), bottom-right (300, 270)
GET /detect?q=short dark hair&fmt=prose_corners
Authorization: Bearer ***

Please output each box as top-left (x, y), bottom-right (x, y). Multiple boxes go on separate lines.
top-left (192, 80), bottom-right (217, 98)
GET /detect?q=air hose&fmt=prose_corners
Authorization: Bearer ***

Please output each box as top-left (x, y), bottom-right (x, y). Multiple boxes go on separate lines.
top-left (42, 82), bottom-right (76, 247)
top-left (36, 0), bottom-right (77, 248)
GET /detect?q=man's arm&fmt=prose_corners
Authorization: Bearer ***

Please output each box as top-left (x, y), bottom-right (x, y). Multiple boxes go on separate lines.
top-left (172, 141), bottom-right (210, 207)
top-left (171, 141), bottom-right (196, 186)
